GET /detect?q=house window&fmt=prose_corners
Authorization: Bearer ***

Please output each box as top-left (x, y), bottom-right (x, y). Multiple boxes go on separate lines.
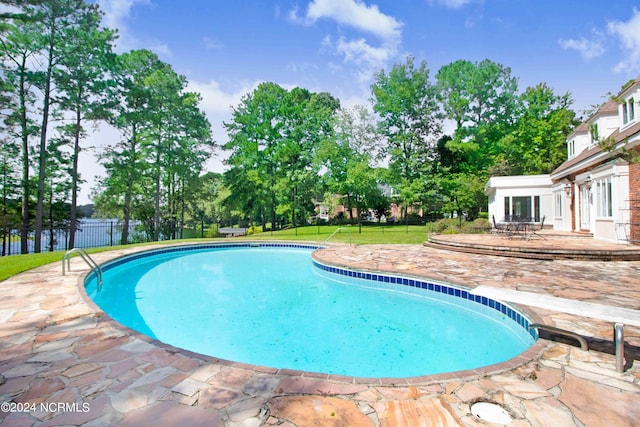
top-left (589, 123), bottom-right (598, 145)
top-left (623, 98), bottom-right (636, 125)
top-left (595, 177), bottom-right (613, 218)
top-left (554, 191), bottom-right (563, 217)
top-left (568, 140), bottom-right (575, 157)
top-left (623, 102), bottom-right (629, 124)
top-left (504, 196), bottom-right (540, 221)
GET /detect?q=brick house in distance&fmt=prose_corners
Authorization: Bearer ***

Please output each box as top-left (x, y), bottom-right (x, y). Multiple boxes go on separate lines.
top-left (486, 77), bottom-right (640, 244)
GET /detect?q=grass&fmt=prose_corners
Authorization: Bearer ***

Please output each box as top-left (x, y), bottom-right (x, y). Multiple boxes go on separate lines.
top-left (0, 246), bottom-right (117, 283)
top-left (246, 224), bottom-right (429, 244)
top-left (1, 222), bottom-right (484, 282)
top-left (0, 251), bottom-right (67, 282)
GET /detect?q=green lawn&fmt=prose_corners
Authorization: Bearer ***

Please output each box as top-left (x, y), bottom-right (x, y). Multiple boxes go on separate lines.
top-left (246, 224), bottom-right (429, 244)
top-left (0, 246), bottom-right (122, 283)
top-left (0, 225), bottom-right (430, 282)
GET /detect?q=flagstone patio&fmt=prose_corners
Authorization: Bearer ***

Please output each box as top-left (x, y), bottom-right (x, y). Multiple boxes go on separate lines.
top-left (1, 238), bottom-right (639, 426)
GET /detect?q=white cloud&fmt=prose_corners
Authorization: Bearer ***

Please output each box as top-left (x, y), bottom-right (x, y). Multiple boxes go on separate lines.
top-left (203, 37), bottom-right (224, 50)
top-left (186, 79), bottom-right (274, 143)
top-left (334, 37), bottom-right (395, 81)
top-left (151, 42), bottom-right (172, 58)
top-left (558, 30), bottom-right (606, 61)
top-left (607, 8), bottom-right (640, 73)
top-left (304, 0), bottom-right (402, 41)
top-left (98, 0), bottom-right (149, 30)
top-left (290, 0), bottom-right (402, 82)
top-left (187, 79), bottom-right (260, 117)
top-left (98, 0), bottom-right (172, 57)
top-left (287, 62), bottom-right (319, 73)
top-left (428, 0), bottom-right (476, 9)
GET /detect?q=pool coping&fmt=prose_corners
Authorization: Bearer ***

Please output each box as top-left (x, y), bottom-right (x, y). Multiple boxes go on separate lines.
top-left (76, 240), bottom-right (548, 386)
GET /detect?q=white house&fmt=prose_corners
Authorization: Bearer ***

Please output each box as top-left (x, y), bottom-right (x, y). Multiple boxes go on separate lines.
top-left (486, 77), bottom-right (640, 244)
top-left (484, 175), bottom-right (553, 224)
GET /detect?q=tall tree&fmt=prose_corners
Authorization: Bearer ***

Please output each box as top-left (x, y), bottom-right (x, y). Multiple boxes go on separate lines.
top-left (224, 82), bottom-right (287, 231)
top-left (436, 59), bottom-right (520, 172)
top-left (42, 137), bottom-right (71, 251)
top-left (32, 0), bottom-right (94, 252)
top-left (54, 2), bottom-right (117, 248)
top-left (318, 105), bottom-right (380, 221)
top-left (142, 62), bottom-right (186, 240)
top-left (225, 84), bottom-right (339, 229)
top-left (161, 91), bottom-right (213, 236)
top-left (278, 88), bottom-right (339, 227)
top-left (99, 49), bottom-right (159, 244)
top-left (96, 49), bottom-right (213, 243)
top-left (0, 6), bottom-right (41, 253)
top-left (435, 59), bottom-right (520, 218)
top-left (0, 132), bottom-right (21, 255)
top-left (496, 83), bottom-right (576, 175)
top-left (371, 57), bottom-right (442, 219)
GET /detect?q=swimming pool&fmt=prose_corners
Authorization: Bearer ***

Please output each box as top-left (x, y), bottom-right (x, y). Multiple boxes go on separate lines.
top-left (85, 243), bottom-right (537, 378)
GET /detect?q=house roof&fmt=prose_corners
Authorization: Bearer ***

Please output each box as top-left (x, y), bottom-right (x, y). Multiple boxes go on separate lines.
top-left (573, 122), bottom-right (589, 134)
top-left (598, 98), bottom-right (619, 114)
top-left (484, 175), bottom-right (551, 195)
top-left (618, 76), bottom-right (640, 98)
top-left (551, 120), bottom-right (640, 181)
top-left (551, 77), bottom-right (640, 182)
top-left (566, 99), bottom-right (617, 139)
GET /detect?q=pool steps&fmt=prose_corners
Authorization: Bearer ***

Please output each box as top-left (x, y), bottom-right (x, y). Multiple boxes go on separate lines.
top-left (63, 248), bottom-right (103, 291)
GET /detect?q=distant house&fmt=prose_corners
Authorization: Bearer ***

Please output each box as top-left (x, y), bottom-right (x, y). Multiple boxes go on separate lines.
top-left (486, 77), bottom-right (640, 244)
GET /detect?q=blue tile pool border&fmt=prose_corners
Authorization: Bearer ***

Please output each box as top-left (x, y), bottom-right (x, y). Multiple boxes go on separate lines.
top-left (88, 242), bottom-right (322, 276)
top-left (85, 242), bottom-right (537, 340)
top-left (311, 259), bottom-right (538, 341)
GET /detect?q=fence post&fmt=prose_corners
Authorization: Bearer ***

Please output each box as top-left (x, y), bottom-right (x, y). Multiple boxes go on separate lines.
top-left (110, 222), bottom-right (114, 247)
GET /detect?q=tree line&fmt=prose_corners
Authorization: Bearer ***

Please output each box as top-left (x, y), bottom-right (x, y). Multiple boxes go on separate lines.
top-left (1, 1), bottom-right (579, 253)
top-left (218, 57), bottom-right (577, 231)
top-left (1, 0), bottom-right (213, 253)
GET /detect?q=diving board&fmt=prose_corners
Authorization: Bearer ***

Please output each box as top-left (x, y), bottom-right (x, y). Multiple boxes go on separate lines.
top-left (471, 285), bottom-right (640, 373)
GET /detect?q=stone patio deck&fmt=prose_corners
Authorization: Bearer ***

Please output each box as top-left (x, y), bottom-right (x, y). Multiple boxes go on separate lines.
top-left (1, 237), bottom-right (640, 426)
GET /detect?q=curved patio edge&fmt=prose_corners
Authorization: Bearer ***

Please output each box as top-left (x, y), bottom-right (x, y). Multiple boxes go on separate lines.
top-left (1, 241), bottom-right (639, 427)
top-left (426, 234), bottom-right (640, 261)
top-left (76, 241), bottom-right (545, 385)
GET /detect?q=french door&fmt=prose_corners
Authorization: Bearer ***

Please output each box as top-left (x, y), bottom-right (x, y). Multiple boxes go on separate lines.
top-left (580, 184), bottom-right (590, 231)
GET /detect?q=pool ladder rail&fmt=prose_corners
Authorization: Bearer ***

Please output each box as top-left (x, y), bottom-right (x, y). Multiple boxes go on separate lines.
top-left (323, 226), bottom-right (352, 246)
top-left (62, 248), bottom-right (103, 291)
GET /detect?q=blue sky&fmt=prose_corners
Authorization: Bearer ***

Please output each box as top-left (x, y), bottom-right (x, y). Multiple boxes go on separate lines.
top-left (79, 0), bottom-right (640, 203)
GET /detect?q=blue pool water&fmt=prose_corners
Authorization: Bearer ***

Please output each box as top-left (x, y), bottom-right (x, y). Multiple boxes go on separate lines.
top-left (87, 244), bottom-right (536, 378)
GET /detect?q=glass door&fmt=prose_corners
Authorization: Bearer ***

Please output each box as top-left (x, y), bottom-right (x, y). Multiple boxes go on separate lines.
top-left (580, 184), bottom-right (590, 230)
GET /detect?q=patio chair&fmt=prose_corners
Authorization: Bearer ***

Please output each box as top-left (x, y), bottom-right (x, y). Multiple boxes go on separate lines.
top-left (529, 215), bottom-right (546, 239)
top-left (491, 215), bottom-right (508, 235)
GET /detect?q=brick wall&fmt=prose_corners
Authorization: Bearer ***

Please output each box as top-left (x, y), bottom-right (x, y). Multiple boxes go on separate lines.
top-left (630, 149), bottom-right (640, 244)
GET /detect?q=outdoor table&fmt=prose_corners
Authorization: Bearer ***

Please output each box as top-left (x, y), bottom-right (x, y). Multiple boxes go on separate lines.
top-left (509, 221), bottom-right (532, 238)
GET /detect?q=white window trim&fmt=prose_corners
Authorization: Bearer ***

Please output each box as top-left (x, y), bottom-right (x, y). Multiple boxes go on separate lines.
top-left (595, 176), bottom-right (613, 219)
top-left (554, 190), bottom-right (563, 218)
top-left (621, 98), bottom-right (636, 129)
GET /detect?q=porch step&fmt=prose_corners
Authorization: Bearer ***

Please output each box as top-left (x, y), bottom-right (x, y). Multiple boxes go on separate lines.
top-left (425, 235), bottom-right (640, 261)
top-left (542, 231), bottom-right (593, 239)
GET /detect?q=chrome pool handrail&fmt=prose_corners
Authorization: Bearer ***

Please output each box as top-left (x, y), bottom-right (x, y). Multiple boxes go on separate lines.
top-left (62, 248), bottom-right (103, 291)
top-left (323, 226), bottom-right (352, 245)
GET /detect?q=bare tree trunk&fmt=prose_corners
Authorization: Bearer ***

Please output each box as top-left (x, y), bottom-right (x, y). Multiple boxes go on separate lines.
top-left (69, 105), bottom-right (82, 248)
top-left (121, 126), bottom-right (138, 245)
top-left (34, 26), bottom-right (56, 253)
top-left (19, 56), bottom-right (30, 254)
top-left (154, 141), bottom-right (161, 241)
